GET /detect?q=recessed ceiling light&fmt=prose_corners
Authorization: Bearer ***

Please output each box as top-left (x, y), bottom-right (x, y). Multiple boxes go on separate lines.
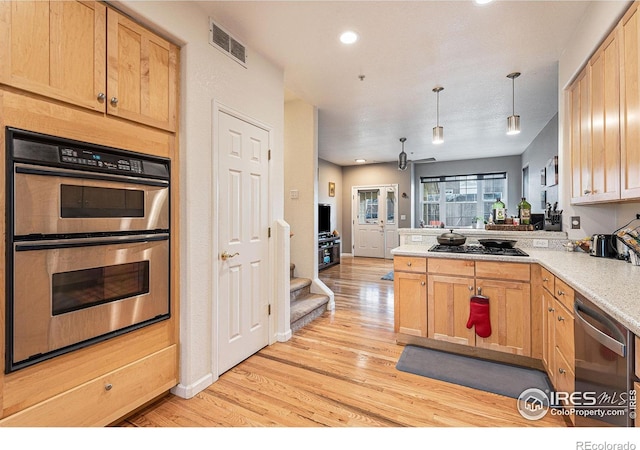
top-left (340, 31), bottom-right (358, 45)
top-left (474, 0), bottom-right (493, 4)
top-left (355, 158), bottom-right (366, 163)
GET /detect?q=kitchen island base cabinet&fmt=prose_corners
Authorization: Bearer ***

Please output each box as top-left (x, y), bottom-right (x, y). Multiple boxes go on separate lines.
top-left (428, 275), bottom-right (475, 346)
top-left (426, 258), bottom-right (532, 357)
top-left (394, 271), bottom-right (427, 337)
top-left (474, 278), bottom-right (531, 356)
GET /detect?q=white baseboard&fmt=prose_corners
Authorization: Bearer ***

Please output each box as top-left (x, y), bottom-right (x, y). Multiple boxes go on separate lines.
top-left (171, 373), bottom-right (215, 399)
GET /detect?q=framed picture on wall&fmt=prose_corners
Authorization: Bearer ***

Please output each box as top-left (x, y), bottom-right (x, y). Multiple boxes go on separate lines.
top-left (545, 156), bottom-right (558, 187)
top-left (329, 181), bottom-right (335, 197)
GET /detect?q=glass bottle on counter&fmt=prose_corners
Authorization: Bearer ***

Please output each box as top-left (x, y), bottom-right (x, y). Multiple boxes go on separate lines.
top-left (518, 197), bottom-right (531, 225)
top-left (491, 198), bottom-right (506, 224)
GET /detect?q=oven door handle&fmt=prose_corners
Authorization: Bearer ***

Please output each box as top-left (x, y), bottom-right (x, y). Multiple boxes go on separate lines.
top-left (15, 164), bottom-right (169, 187)
top-left (574, 300), bottom-right (626, 358)
top-left (15, 233), bottom-right (169, 251)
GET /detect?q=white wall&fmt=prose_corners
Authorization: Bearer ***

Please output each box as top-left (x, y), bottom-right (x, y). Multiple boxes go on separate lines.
top-left (558, 0), bottom-right (640, 240)
top-left (284, 100), bottom-right (318, 279)
top-left (521, 114), bottom-right (559, 214)
top-left (117, 1), bottom-right (285, 398)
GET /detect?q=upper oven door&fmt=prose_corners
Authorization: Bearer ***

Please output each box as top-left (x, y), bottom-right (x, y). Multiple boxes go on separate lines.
top-left (14, 164), bottom-right (169, 236)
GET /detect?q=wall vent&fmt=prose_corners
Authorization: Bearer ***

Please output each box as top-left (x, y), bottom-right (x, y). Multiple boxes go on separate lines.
top-left (209, 18), bottom-right (247, 68)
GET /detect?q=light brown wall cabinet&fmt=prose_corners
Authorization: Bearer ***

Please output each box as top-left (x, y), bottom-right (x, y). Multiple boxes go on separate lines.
top-left (568, 0), bottom-right (640, 204)
top-left (0, 0), bottom-right (180, 426)
top-left (621, 2), bottom-right (640, 199)
top-left (569, 25), bottom-right (621, 204)
top-left (0, 0), bottom-right (178, 132)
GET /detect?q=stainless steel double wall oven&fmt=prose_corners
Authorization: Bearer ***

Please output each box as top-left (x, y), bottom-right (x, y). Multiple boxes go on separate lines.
top-left (5, 128), bottom-right (171, 372)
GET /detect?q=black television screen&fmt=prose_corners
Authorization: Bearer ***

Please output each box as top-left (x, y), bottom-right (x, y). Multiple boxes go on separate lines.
top-left (318, 204), bottom-right (331, 234)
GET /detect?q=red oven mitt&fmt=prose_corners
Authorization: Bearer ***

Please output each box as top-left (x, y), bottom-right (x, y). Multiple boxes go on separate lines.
top-left (466, 296), bottom-right (491, 338)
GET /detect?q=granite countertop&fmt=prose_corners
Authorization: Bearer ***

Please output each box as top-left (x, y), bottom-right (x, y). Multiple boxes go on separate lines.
top-left (391, 245), bottom-right (640, 337)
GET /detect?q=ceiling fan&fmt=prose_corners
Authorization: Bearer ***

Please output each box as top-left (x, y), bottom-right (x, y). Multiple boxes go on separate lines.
top-left (398, 137), bottom-right (436, 170)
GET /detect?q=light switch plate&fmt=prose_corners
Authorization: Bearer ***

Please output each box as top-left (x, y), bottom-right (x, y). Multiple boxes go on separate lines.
top-left (400, 214), bottom-right (406, 220)
top-left (571, 216), bottom-right (580, 229)
top-left (290, 189), bottom-right (299, 199)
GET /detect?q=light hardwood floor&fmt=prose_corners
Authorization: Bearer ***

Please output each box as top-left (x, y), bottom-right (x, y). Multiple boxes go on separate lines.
top-left (118, 256), bottom-right (567, 427)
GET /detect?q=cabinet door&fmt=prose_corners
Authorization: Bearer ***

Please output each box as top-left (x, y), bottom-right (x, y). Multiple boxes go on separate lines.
top-left (393, 272), bottom-right (427, 337)
top-left (621, 2), bottom-right (640, 199)
top-left (0, 0), bottom-right (106, 111)
top-left (570, 68), bottom-right (592, 203)
top-left (107, 8), bottom-right (178, 132)
top-left (427, 275), bottom-right (475, 346)
top-left (589, 27), bottom-right (621, 202)
top-left (474, 279), bottom-right (531, 356)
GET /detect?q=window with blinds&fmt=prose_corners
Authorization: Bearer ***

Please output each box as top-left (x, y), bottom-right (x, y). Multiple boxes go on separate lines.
top-left (420, 172), bottom-right (507, 228)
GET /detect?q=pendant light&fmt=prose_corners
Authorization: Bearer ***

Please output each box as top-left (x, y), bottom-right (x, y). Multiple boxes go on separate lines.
top-left (432, 87), bottom-right (444, 144)
top-left (398, 137), bottom-right (408, 171)
top-left (506, 72), bottom-right (521, 135)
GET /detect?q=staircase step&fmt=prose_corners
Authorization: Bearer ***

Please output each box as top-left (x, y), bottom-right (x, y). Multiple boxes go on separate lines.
top-left (290, 293), bottom-right (329, 332)
top-left (290, 277), bottom-right (312, 302)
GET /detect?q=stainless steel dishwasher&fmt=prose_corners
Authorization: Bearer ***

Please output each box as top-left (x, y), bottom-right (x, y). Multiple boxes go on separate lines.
top-left (574, 295), bottom-right (635, 427)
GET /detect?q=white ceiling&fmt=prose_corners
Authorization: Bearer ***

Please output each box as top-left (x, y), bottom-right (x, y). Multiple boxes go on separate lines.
top-left (199, 0), bottom-right (594, 167)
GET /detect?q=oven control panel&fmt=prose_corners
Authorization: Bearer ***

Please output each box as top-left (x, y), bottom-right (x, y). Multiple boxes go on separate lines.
top-left (60, 148), bottom-right (143, 174)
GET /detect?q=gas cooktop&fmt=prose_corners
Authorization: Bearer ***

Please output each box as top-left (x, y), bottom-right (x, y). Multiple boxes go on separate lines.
top-left (428, 244), bottom-right (529, 257)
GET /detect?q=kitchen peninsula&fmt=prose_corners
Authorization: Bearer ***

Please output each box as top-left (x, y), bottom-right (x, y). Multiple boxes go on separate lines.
top-left (393, 227), bottom-right (640, 338)
top-left (392, 227), bottom-right (640, 424)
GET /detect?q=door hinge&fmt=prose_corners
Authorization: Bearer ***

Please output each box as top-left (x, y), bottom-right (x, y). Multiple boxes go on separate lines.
top-left (268, 227), bottom-right (271, 238)
top-left (268, 149), bottom-right (271, 160)
top-left (268, 304), bottom-right (271, 315)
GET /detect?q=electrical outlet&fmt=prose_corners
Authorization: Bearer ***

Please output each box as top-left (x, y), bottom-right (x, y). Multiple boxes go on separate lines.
top-left (533, 239), bottom-right (549, 248)
top-left (571, 216), bottom-right (581, 229)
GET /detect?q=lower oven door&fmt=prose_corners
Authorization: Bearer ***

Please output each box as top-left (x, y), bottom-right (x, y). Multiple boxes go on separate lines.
top-left (9, 234), bottom-right (169, 371)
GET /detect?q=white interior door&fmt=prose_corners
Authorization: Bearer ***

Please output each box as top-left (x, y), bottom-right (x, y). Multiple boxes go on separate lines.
top-left (383, 185), bottom-right (399, 259)
top-left (352, 187), bottom-right (385, 258)
top-left (217, 110), bottom-right (270, 375)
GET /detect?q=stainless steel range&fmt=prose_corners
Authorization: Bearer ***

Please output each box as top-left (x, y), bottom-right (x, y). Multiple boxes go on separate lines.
top-left (428, 244), bottom-right (529, 257)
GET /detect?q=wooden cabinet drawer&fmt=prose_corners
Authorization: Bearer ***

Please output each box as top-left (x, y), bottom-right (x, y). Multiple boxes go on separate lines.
top-left (554, 347), bottom-right (576, 425)
top-left (427, 258), bottom-right (474, 277)
top-left (554, 302), bottom-right (575, 370)
top-left (0, 345), bottom-right (177, 427)
top-left (554, 278), bottom-right (575, 311)
top-left (541, 266), bottom-right (555, 294)
top-left (394, 256), bottom-right (427, 273)
top-left (475, 261), bottom-right (530, 282)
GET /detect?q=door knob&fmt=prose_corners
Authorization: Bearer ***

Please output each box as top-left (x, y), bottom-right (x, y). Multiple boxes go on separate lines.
top-left (221, 251), bottom-right (240, 261)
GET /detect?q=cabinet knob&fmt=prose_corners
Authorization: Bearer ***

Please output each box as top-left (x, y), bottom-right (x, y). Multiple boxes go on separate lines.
top-left (542, 277), bottom-right (549, 282)
top-left (407, 262), bottom-right (412, 267)
top-left (105, 383), bottom-right (113, 391)
top-left (469, 286), bottom-right (473, 291)
top-left (548, 307), bottom-right (555, 312)
top-left (97, 92), bottom-right (106, 101)
top-left (558, 368), bottom-right (566, 375)
top-left (557, 290), bottom-right (564, 296)
top-left (110, 97), bottom-right (119, 106)
top-left (584, 189), bottom-right (591, 195)
top-left (421, 281), bottom-right (425, 286)
top-left (558, 316), bottom-right (565, 322)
